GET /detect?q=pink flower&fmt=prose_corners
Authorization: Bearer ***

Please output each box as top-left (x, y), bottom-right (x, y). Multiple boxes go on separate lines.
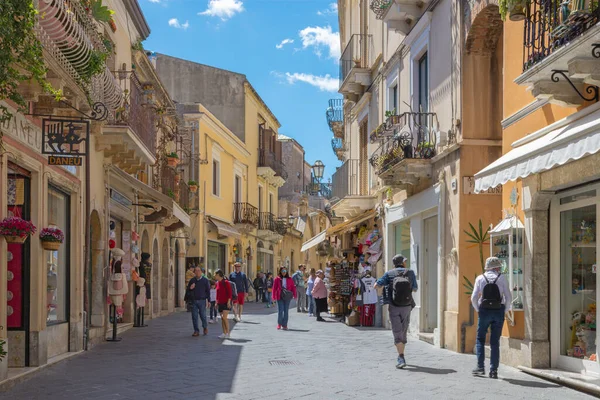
top-left (0, 217), bottom-right (36, 238)
top-left (40, 227), bottom-right (65, 243)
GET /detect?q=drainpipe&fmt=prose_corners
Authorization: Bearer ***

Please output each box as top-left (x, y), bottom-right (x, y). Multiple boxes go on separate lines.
top-left (437, 172), bottom-right (446, 349)
top-left (203, 180), bottom-right (207, 265)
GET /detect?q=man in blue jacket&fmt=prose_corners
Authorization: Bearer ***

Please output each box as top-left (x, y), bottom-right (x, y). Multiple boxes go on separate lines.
top-left (229, 262), bottom-right (249, 322)
top-left (188, 267), bottom-right (211, 336)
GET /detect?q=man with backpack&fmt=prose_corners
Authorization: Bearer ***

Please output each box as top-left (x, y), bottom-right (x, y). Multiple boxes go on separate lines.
top-left (471, 257), bottom-right (512, 379)
top-left (374, 254), bottom-right (417, 369)
top-left (292, 265), bottom-right (307, 313)
top-left (229, 263), bottom-right (246, 322)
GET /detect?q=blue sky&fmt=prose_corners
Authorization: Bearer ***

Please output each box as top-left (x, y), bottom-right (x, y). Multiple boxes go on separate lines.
top-left (138, 0), bottom-right (342, 181)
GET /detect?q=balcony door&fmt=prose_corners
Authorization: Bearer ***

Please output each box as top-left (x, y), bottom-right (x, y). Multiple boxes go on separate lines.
top-left (359, 119), bottom-right (368, 195)
top-left (234, 175), bottom-right (242, 203)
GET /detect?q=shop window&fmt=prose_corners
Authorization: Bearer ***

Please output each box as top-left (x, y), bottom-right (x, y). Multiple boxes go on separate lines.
top-left (561, 204), bottom-right (597, 360)
top-left (47, 187), bottom-right (70, 324)
top-left (394, 222), bottom-right (411, 269)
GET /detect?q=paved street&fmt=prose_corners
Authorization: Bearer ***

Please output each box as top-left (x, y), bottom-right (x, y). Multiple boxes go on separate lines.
top-left (0, 303), bottom-right (594, 400)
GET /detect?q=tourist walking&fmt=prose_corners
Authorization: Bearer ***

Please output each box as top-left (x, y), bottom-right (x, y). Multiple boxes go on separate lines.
top-left (373, 254), bottom-right (417, 369)
top-left (292, 265), bottom-right (307, 313)
top-left (312, 269), bottom-right (328, 322)
top-left (187, 267), bottom-right (210, 337)
top-left (272, 267), bottom-right (297, 330)
top-left (214, 270), bottom-right (233, 339)
top-left (266, 272), bottom-right (274, 307)
top-left (229, 262), bottom-right (249, 322)
top-left (208, 280), bottom-right (217, 323)
top-left (306, 268), bottom-right (317, 317)
top-left (253, 274), bottom-right (263, 303)
top-left (471, 257), bottom-right (512, 379)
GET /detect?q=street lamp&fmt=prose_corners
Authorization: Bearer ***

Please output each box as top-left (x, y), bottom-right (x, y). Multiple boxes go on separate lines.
top-left (288, 214), bottom-right (295, 226)
top-left (312, 160), bottom-right (325, 182)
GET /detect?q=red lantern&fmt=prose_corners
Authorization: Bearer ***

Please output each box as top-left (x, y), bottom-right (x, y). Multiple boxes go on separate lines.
top-left (109, 239), bottom-right (116, 249)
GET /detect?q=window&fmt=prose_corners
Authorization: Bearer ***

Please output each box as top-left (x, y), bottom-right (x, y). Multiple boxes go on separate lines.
top-left (269, 193), bottom-right (273, 213)
top-left (389, 83), bottom-right (398, 113)
top-left (212, 160), bottom-right (220, 196)
top-left (47, 186), bottom-right (70, 324)
top-left (258, 186), bottom-right (263, 213)
top-left (234, 175), bottom-right (242, 203)
top-left (418, 53), bottom-right (429, 113)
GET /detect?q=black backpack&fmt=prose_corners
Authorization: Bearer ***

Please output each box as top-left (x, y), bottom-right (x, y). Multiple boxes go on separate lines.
top-left (480, 274), bottom-right (503, 310)
top-left (391, 270), bottom-right (413, 307)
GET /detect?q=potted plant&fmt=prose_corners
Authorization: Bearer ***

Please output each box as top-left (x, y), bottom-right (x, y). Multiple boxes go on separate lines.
top-left (499, 0), bottom-right (528, 21)
top-left (0, 217), bottom-right (36, 244)
top-left (166, 152), bottom-right (179, 167)
top-left (416, 141), bottom-right (436, 158)
top-left (385, 109), bottom-right (400, 125)
top-left (39, 227), bottom-right (65, 251)
top-left (167, 189), bottom-right (175, 199)
top-left (188, 180), bottom-right (198, 193)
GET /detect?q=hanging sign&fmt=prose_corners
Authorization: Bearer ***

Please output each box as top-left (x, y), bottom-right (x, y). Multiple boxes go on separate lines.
top-left (42, 118), bottom-right (89, 166)
top-left (463, 176), bottom-right (502, 195)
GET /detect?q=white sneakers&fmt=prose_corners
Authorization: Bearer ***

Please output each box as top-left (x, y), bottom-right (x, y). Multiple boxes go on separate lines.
top-left (218, 333), bottom-right (230, 339)
top-left (209, 319), bottom-right (215, 324)
top-left (233, 316), bottom-right (242, 322)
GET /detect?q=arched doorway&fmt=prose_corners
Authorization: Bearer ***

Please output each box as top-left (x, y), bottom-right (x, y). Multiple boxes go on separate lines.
top-left (152, 238), bottom-right (159, 316)
top-left (161, 238), bottom-right (169, 312)
top-left (89, 210), bottom-right (104, 327)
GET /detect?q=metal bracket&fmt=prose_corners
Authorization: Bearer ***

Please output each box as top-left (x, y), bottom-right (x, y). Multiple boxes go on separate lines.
top-left (592, 43), bottom-right (600, 59)
top-left (551, 70), bottom-right (599, 103)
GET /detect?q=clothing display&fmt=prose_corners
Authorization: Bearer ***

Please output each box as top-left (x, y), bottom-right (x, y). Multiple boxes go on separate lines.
top-left (360, 276), bottom-right (378, 305)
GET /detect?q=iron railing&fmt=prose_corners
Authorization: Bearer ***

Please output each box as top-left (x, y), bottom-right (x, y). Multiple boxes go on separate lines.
top-left (331, 137), bottom-right (346, 157)
top-left (259, 212), bottom-right (276, 231)
top-left (326, 98), bottom-right (344, 137)
top-left (233, 202), bottom-right (259, 225)
top-left (259, 149), bottom-right (288, 180)
top-left (108, 72), bottom-right (157, 154)
top-left (523, 0), bottom-right (600, 71)
top-left (339, 34), bottom-right (372, 86)
top-left (370, 0), bottom-right (393, 19)
top-left (160, 166), bottom-right (189, 210)
top-left (332, 159), bottom-right (360, 200)
top-left (369, 112), bottom-right (437, 175)
top-left (274, 218), bottom-right (289, 235)
top-left (306, 182), bottom-right (333, 199)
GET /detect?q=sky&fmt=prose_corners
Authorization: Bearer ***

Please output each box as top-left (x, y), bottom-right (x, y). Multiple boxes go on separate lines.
top-left (138, 0), bottom-right (342, 181)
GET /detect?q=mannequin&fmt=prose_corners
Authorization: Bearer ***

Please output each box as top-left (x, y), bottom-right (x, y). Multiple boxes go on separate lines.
top-left (108, 248), bottom-right (128, 310)
top-left (139, 252), bottom-right (152, 300)
top-left (134, 277), bottom-right (147, 327)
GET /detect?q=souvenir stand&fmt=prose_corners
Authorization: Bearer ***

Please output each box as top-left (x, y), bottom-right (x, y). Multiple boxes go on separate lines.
top-left (489, 215), bottom-right (525, 311)
top-left (326, 258), bottom-right (353, 320)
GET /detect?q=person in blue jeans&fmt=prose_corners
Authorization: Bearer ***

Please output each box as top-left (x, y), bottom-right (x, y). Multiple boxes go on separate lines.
top-left (306, 268), bottom-right (317, 317)
top-left (471, 257), bottom-right (512, 379)
top-left (187, 267), bottom-right (211, 336)
top-left (272, 267), bottom-right (297, 330)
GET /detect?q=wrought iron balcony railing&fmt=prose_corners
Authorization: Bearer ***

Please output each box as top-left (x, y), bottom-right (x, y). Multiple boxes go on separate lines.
top-left (258, 149), bottom-right (288, 180)
top-left (306, 182), bottom-right (332, 199)
top-left (160, 166), bottom-right (190, 211)
top-left (233, 202), bottom-right (259, 226)
top-left (339, 34), bottom-right (372, 86)
top-left (107, 72), bottom-right (157, 154)
top-left (523, 0), bottom-right (600, 71)
top-left (369, 112), bottom-right (437, 175)
top-left (370, 0), bottom-right (393, 19)
top-left (332, 159), bottom-right (360, 199)
top-left (259, 212), bottom-right (276, 232)
top-left (331, 137), bottom-right (346, 156)
top-left (326, 99), bottom-right (344, 136)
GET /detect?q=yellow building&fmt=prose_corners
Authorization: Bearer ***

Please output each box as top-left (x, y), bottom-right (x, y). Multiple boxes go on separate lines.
top-left (472, 0), bottom-right (600, 377)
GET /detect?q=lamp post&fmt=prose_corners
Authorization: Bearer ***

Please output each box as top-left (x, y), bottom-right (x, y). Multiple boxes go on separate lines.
top-left (311, 160), bottom-right (325, 196)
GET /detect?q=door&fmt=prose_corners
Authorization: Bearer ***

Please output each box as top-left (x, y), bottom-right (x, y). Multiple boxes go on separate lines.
top-left (359, 119), bottom-right (368, 195)
top-left (423, 217), bottom-right (438, 333)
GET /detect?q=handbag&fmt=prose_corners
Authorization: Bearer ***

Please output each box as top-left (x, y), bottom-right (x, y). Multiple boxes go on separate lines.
top-left (281, 281), bottom-right (294, 301)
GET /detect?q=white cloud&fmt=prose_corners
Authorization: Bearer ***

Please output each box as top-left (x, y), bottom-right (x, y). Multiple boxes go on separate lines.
top-left (317, 3), bottom-right (338, 16)
top-left (276, 38), bottom-right (294, 49)
top-left (284, 73), bottom-right (339, 92)
top-left (199, 0), bottom-right (244, 21)
top-left (299, 26), bottom-right (340, 59)
top-left (168, 18), bottom-right (189, 30)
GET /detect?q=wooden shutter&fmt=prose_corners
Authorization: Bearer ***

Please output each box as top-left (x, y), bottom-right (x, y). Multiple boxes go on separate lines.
top-left (359, 119), bottom-right (368, 195)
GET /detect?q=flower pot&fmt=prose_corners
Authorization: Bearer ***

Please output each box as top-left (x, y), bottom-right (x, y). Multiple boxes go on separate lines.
top-left (4, 235), bottom-right (27, 244)
top-left (189, 185), bottom-right (198, 193)
top-left (167, 157), bottom-right (179, 167)
top-left (42, 241), bottom-right (61, 251)
top-left (508, 1), bottom-right (527, 21)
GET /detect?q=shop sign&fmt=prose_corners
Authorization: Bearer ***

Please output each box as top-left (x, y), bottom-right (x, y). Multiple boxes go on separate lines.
top-left (48, 156), bottom-right (83, 166)
top-left (0, 102), bottom-right (42, 152)
top-left (463, 176), bottom-right (502, 195)
top-left (42, 118), bottom-right (88, 157)
top-left (110, 189), bottom-right (132, 209)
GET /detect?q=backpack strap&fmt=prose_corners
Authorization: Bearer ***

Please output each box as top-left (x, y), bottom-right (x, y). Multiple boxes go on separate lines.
top-left (483, 275), bottom-right (490, 284)
top-left (491, 273), bottom-right (501, 284)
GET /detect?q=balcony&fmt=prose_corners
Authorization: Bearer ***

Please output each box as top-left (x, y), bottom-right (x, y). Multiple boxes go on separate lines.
top-left (369, 112), bottom-right (436, 185)
top-left (95, 72), bottom-right (157, 173)
top-left (339, 34), bottom-right (373, 97)
top-left (331, 159), bottom-right (376, 218)
top-left (258, 149), bottom-right (288, 187)
top-left (326, 99), bottom-right (344, 139)
top-left (331, 138), bottom-right (346, 161)
top-left (306, 182), bottom-right (333, 199)
top-left (258, 212), bottom-right (284, 241)
top-left (233, 202), bottom-right (259, 232)
top-left (160, 166), bottom-right (191, 213)
top-left (370, 0), bottom-right (430, 34)
top-left (35, 0), bottom-right (121, 107)
top-left (516, 1), bottom-right (600, 107)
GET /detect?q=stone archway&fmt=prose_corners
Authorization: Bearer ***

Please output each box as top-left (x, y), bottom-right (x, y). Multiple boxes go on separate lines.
top-left (161, 238), bottom-right (169, 311)
top-left (152, 238), bottom-right (160, 316)
top-left (89, 210), bottom-right (104, 327)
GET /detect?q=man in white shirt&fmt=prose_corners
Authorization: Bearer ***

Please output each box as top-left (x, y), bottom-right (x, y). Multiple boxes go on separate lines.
top-left (470, 257), bottom-right (512, 379)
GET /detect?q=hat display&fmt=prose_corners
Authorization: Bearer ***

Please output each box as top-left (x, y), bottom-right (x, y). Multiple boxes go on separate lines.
top-left (131, 257), bottom-right (140, 267)
top-left (112, 248), bottom-right (125, 257)
top-left (132, 231), bottom-right (140, 242)
top-left (109, 239), bottom-right (116, 249)
top-left (131, 244), bottom-right (140, 254)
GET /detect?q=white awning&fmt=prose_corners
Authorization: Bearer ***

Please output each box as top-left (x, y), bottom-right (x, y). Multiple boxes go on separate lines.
top-left (301, 231), bottom-right (326, 252)
top-left (475, 106), bottom-right (600, 193)
top-left (208, 217), bottom-right (241, 239)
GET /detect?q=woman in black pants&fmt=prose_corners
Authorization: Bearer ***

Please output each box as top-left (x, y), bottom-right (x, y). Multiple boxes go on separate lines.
top-left (311, 270), bottom-right (328, 321)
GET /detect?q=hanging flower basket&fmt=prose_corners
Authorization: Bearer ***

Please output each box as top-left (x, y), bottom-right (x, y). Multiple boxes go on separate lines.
top-left (0, 217), bottom-right (36, 244)
top-left (166, 152), bottom-right (179, 167)
top-left (188, 181), bottom-right (198, 193)
top-left (40, 227), bottom-right (65, 251)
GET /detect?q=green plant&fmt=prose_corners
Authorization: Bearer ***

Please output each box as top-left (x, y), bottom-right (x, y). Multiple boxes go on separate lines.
top-left (81, 50), bottom-right (108, 82)
top-left (0, 339), bottom-right (6, 362)
top-left (385, 187), bottom-right (393, 199)
top-left (462, 220), bottom-right (490, 295)
top-left (0, 1), bottom-right (62, 127)
top-left (167, 189), bottom-right (175, 199)
top-left (188, 180), bottom-right (198, 186)
top-left (166, 152), bottom-right (179, 159)
top-left (86, 0), bottom-right (115, 23)
top-left (132, 40), bottom-right (144, 51)
top-left (385, 109), bottom-right (396, 118)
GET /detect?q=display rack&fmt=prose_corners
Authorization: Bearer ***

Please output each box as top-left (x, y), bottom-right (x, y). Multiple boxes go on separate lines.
top-left (489, 215), bottom-right (525, 310)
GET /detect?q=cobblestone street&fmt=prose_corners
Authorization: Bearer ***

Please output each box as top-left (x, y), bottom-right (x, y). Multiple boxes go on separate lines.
top-left (0, 303), bottom-right (594, 400)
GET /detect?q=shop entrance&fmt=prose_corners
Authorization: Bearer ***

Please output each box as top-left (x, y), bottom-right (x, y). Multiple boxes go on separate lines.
top-left (551, 185), bottom-right (599, 375)
top-left (207, 241), bottom-right (226, 277)
top-left (422, 216), bottom-right (438, 333)
top-left (7, 168), bottom-right (31, 367)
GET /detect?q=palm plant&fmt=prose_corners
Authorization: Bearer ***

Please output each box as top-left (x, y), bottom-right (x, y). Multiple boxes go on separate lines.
top-left (462, 220), bottom-right (490, 295)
